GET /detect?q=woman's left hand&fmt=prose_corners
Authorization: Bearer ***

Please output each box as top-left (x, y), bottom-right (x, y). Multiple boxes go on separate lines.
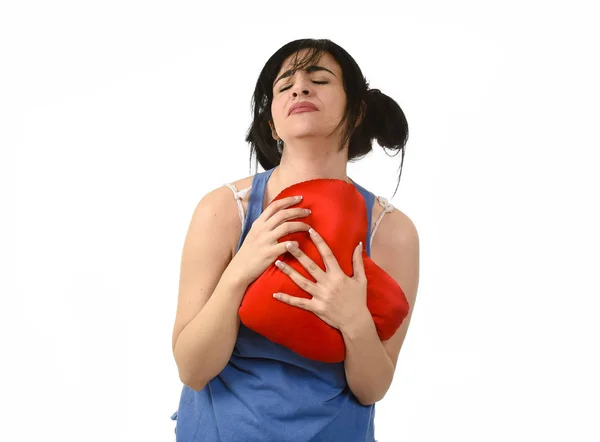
top-left (273, 227), bottom-right (369, 332)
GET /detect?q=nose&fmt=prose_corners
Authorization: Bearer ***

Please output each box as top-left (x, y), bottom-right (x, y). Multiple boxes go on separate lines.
top-left (290, 73), bottom-right (312, 96)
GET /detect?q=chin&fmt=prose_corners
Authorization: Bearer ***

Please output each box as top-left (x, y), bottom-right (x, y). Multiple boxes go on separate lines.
top-left (286, 125), bottom-right (333, 138)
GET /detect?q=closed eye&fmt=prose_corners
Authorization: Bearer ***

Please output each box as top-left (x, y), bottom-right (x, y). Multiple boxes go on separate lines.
top-left (279, 81), bottom-right (328, 93)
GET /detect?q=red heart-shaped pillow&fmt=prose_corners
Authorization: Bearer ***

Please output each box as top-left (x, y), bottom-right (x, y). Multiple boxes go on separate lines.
top-left (238, 179), bottom-right (410, 363)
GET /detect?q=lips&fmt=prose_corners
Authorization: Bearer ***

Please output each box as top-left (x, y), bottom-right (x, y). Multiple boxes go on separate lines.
top-left (289, 101), bottom-right (318, 115)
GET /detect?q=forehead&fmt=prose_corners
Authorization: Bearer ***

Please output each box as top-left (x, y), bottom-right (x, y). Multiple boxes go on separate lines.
top-left (278, 49), bottom-right (340, 75)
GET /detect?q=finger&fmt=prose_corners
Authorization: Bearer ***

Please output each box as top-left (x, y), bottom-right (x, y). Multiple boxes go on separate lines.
top-left (273, 292), bottom-right (312, 311)
top-left (265, 207), bottom-right (311, 231)
top-left (261, 195), bottom-right (303, 221)
top-left (352, 241), bottom-right (366, 281)
top-left (274, 259), bottom-right (318, 296)
top-left (285, 242), bottom-right (326, 282)
top-left (277, 241), bottom-right (299, 257)
top-left (308, 228), bottom-right (342, 273)
top-left (271, 221), bottom-right (312, 240)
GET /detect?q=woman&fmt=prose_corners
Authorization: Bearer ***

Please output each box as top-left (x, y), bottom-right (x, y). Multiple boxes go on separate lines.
top-left (170, 38), bottom-right (420, 441)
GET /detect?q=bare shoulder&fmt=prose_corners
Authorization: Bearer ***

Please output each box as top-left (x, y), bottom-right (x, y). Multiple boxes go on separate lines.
top-left (371, 205), bottom-right (419, 263)
top-left (186, 186), bottom-right (241, 258)
top-left (370, 204), bottom-right (420, 303)
top-left (229, 174), bottom-right (254, 192)
top-left (195, 184), bottom-right (243, 218)
top-left (189, 173), bottom-right (256, 262)
top-left (187, 171), bottom-right (254, 214)
top-left (381, 206), bottom-right (418, 240)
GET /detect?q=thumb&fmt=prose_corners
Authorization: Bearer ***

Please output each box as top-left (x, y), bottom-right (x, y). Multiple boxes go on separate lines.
top-left (352, 241), bottom-right (366, 280)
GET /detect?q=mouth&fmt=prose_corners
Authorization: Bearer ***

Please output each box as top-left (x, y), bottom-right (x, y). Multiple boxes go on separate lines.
top-left (289, 107), bottom-right (318, 115)
top-left (288, 102), bottom-right (319, 116)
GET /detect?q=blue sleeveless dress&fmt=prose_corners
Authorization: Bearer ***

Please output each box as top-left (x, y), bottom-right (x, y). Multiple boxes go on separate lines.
top-left (171, 167), bottom-right (378, 441)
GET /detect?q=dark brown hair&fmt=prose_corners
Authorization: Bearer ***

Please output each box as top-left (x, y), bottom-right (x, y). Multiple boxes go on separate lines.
top-left (245, 38), bottom-right (409, 196)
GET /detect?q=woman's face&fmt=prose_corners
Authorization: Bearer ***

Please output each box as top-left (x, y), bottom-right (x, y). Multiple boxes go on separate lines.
top-left (270, 50), bottom-right (347, 145)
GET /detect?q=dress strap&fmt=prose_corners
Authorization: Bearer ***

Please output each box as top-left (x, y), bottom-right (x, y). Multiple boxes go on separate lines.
top-left (224, 183), bottom-right (252, 226)
top-left (369, 196), bottom-right (395, 247)
top-left (349, 179), bottom-right (375, 257)
top-left (236, 167), bottom-right (276, 253)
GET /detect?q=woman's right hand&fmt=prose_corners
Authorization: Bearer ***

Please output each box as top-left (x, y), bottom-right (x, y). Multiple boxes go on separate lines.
top-left (231, 195), bottom-right (312, 286)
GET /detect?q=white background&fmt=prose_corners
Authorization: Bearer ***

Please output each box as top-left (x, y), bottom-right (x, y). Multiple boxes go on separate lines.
top-left (4, 1), bottom-right (600, 441)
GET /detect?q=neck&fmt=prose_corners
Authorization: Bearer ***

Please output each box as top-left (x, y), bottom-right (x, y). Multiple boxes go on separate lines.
top-left (273, 139), bottom-right (351, 189)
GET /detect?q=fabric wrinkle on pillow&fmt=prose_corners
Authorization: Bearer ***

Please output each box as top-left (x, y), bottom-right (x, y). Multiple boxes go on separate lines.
top-left (238, 178), bottom-right (410, 363)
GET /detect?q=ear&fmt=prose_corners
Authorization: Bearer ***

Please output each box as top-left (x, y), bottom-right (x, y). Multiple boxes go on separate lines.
top-left (269, 120), bottom-right (279, 140)
top-left (354, 100), bottom-right (366, 128)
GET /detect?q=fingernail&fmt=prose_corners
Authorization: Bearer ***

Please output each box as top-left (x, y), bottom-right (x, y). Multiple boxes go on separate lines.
top-left (275, 260), bottom-right (284, 268)
top-left (309, 228), bottom-right (317, 236)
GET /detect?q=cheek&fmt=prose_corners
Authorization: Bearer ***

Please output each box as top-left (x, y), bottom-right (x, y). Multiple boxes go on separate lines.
top-left (271, 97), bottom-right (287, 119)
top-left (323, 89), bottom-right (346, 114)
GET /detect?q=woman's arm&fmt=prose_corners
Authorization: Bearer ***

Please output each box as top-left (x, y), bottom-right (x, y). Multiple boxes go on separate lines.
top-left (172, 186), bottom-right (250, 391)
top-left (342, 310), bottom-right (395, 405)
top-left (343, 210), bottom-right (420, 405)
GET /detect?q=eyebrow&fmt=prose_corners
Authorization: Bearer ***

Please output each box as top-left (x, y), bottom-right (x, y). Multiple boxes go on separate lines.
top-left (273, 65), bottom-right (337, 87)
